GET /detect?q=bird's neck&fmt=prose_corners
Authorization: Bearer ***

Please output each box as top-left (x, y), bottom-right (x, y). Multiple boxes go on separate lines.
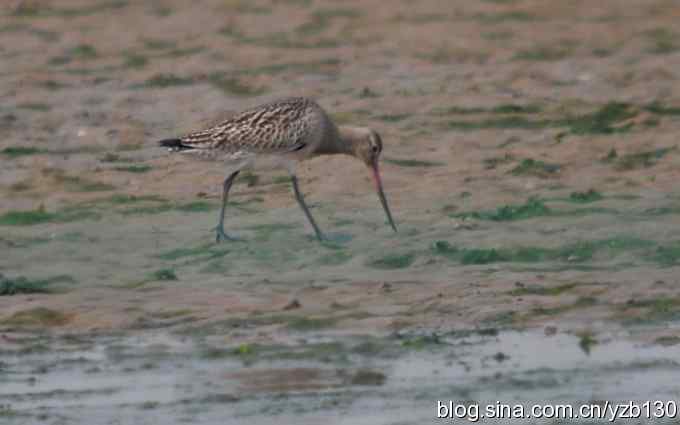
top-left (319, 125), bottom-right (361, 156)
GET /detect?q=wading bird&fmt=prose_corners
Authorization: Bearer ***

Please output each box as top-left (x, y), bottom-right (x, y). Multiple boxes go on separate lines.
top-left (159, 97), bottom-right (397, 242)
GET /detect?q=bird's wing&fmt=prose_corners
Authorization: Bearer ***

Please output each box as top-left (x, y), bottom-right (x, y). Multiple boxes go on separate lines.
top-left (178, 97), bottom-right (313, 155)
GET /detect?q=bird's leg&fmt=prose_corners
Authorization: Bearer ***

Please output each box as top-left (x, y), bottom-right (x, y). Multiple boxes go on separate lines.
top-left (290, 175), bottom-right (325, 241)
top-left (215, 170), bottom-right (240, 243)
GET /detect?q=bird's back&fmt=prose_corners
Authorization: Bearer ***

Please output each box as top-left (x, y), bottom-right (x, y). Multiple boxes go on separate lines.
top-left (173, 97), bottom-right (331, 158)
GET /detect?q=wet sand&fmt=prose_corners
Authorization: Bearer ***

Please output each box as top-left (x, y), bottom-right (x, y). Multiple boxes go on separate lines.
top-left (1, 0), bottom-right (680, 423)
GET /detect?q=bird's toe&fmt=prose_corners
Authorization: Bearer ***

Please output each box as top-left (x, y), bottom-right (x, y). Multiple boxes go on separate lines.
top-left (215, 228), bottom-right (241, 243)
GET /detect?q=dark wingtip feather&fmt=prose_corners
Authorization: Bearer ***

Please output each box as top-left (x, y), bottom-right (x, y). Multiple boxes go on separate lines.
top-left (158, 138), bottom-right (183, 148)
top-left (159, 138), bottom-right (193, 152)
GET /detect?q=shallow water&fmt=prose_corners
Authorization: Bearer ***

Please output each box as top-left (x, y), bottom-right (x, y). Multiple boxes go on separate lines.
top-left (3, 0), bottom-right (680, 424)
top-left (2, 328), bottom-right (680, 424)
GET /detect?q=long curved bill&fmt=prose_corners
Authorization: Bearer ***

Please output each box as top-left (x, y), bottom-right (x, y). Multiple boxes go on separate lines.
top-left (371, 161), bottom-right (397, 232)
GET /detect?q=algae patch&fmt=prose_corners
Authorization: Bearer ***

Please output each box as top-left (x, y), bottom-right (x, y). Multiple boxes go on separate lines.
top-left (152, 269), bottom-right (178, 281)
top-left (443, 102), bottom-right (639, 135)
top-left (454, 197), bottom-right (550, 221)
top-left (1, 146), bottom-right (43, 157)
top-left (367, 253), bottom-right (415, 269)
top-left (384, 158), bottom-right (444, 167)
top-left (433, 237), bottom-right (655, 265)
top-left (287, 316), bottom-right (338, 331)
top-left (510, 158), bottom-right (561, 178)
top-left (568, 189), bottom-right (603, 203)
top-left (651, 242), bottom-right (680, 266)
top-left (612, 147), bottom-right (675, 171)
top-left (509, 283), bottom-right (578, 296)
top-left (1, 307), bottom-right (70, 327)
top-left (0, 274), bottom-right (74, 296)
top-left (114, 165), bottom-right (152, 173)
top-left (0, 206), bottom-right (99, 226)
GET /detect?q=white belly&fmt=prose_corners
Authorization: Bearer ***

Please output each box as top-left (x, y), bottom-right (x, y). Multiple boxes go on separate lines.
top-left (227, 152), bottom-right (298, 175)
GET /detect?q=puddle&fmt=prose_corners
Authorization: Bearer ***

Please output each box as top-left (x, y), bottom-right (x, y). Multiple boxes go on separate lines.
top-left (1, 329), bottom-right (679, 424)
top-left (3, 0), bottom-right (680, 424)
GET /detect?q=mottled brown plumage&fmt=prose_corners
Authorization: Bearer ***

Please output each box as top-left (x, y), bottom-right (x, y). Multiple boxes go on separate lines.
top-left (159, 97), bottom-right (396, 242)
top-left (167, 97), bottom-right (329, 162)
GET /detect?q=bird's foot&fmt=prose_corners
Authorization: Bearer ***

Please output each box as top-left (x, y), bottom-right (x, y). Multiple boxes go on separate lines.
top-left (321, 232), bottom-right (353, 244)
top-left (214, 227), bottom-right (241, 243)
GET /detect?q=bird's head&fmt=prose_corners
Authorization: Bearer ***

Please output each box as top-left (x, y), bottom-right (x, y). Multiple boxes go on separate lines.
top-left (339, 126), bottom-right (397, 233)
top-left (349, 127), bottom-right (383, 168)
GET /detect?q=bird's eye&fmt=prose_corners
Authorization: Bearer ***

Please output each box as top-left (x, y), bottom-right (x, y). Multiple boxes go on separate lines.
top-left (371, 145), bottom-right (379, 153)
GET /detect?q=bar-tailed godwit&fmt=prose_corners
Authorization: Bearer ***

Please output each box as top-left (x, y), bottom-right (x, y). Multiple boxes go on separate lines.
top-left (159, 97), bottom-right (397, 242)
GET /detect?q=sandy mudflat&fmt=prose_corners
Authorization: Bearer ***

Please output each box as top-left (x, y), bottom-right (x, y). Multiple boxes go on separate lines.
top-left (1, 0), bottom-right (680, 423)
